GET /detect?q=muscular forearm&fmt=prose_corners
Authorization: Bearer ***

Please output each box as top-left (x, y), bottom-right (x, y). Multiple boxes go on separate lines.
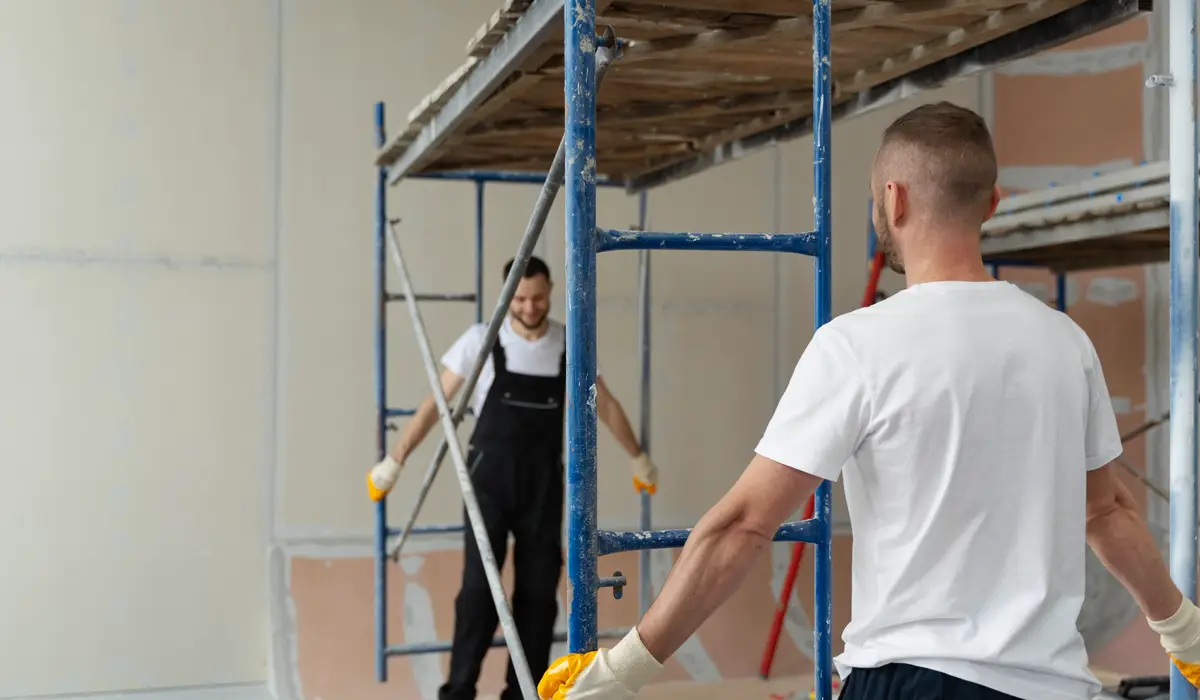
top-left (636, 507), bottom-right (771, 661)
top-left (390, 396), bottom-right (441, 463)
top-left (599, 400), bottom-right (642, 458)
top-left (1087, 504), bottom-right (1182, 622)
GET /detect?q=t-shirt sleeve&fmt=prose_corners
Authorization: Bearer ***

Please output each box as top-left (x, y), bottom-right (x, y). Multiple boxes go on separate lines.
top-left (754, 325), bottom-right (871, 482)
top-left (1082, 335), bottom-right (1123, 471)
top-left (440, 324), bottom-right (484, 378)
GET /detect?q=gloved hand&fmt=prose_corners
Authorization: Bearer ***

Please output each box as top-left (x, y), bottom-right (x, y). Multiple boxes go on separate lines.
top-left (537, 627), bottom-right (663, 699)
top-left (631, 452), bottom-right (658, 495)
top-left (1147, 597), bottom-right (1200, 687)
top-left (367, 455), bottom-right (403, 501)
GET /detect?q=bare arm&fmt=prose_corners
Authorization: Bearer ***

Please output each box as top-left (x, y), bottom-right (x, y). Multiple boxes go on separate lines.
top-left (1086, 463), bottom-right (1182, 621)
top-left (637, 455), bottom-right (821, 661)
top-left (595, 376), bottom-right (643, 458)
top-left (389, 368), bottom-right (465, 464)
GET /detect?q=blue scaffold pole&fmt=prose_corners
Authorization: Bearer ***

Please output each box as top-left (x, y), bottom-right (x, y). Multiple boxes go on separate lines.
top-left (564, 0), bottom-right (601, 654)
top-left (372, 101), bottom-right (390, 684)
top-left (475, 180), bottom-right (486, 323)
top-left (812, 0), bottom-right (834, 693)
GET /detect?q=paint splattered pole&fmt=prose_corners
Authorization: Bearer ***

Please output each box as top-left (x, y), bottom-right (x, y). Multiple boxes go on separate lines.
top-left (811, 0), bottom-right (835, 695)
top-left (564, 0), bottom-right (602, 655)
top-left (1166, 0), bottom-right (1198, 689)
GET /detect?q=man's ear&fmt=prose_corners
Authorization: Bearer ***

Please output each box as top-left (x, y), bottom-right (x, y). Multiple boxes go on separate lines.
top-left (885, 180), bottom-right (906, 229)
top-left (983, 184), bottom-right (1002, 222)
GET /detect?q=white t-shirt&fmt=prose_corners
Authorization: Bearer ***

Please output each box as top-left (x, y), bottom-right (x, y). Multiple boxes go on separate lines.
top-left (755, 280), bottom-right (1122, 700)
top-left (441, 316), bottom-right (599, 416)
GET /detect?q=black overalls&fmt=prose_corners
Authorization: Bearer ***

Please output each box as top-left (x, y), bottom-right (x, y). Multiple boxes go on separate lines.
top-left (438, 341), bottom-right (566, 700)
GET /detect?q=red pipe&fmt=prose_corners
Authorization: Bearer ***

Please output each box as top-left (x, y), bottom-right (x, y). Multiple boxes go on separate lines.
top-left (759, 497), bottom-right (815, 678)
top-left (759, 251), bottom-right (887, 680)
top-left (861, 251), bottom-right (886, 308)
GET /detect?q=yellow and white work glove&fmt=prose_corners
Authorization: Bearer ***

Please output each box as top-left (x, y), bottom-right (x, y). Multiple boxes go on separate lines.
top-left (1147, 596), bottom-right (1200, 687)
top-left (537, 627), bottom-right (663, 699)
top-left (631, 452), bottom-right (658, 495)
top-left (367, 455), bottom-right (403, 501)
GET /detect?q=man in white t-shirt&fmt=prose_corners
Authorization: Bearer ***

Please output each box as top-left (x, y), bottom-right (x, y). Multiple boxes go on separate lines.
top-left (536, 102), bottom-right (1200, 700)
top-left (366, 255), bottom-right (659, 700)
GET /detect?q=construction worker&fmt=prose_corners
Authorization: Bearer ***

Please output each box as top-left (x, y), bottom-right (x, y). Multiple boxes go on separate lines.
top-left (536, 103), bottom-right (1200, 699)
top-left (368, 254), bottom-right (658, 700)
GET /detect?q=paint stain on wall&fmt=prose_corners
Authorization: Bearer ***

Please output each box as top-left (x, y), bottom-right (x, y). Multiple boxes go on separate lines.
top-left (1086, 276), bottom-right (1139, 307)
top-left (284, 541), bottom-right (860, 699)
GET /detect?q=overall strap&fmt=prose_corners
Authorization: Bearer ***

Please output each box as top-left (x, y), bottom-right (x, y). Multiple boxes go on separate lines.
top-left (491, 340), bottom-right (510, 377)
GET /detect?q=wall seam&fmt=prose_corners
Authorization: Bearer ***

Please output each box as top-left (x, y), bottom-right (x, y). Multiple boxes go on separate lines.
top-left (266, 0), bottom-right (287, 698)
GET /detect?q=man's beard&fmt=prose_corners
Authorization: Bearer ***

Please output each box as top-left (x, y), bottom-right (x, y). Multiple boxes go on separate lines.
top-left (875, 200), bottom-right (905, 274)
top-left (510, 309), bottom-right (548, 331)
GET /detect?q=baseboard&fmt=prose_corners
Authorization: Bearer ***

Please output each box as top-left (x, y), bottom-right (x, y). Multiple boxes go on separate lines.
top-left (7, 681), bottom-right (270, 700)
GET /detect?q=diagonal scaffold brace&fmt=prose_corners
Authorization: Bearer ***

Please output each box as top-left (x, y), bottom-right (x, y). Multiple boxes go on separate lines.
top-left (386, 28), bottom-right (620, 564)
top-left (386, 218), bottom-right (541, 699)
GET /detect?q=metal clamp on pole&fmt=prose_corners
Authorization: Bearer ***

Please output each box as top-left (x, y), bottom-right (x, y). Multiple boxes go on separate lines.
top-left (387, 32), bottom-right (621, 563)
top-left (598, 571), bottom-right (627, 600)
top-left (386, 221), bottom-right (540, 700)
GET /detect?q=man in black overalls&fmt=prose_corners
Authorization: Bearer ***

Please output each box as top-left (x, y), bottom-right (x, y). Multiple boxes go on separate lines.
top-left (368, 255), bottom-right (659, 700)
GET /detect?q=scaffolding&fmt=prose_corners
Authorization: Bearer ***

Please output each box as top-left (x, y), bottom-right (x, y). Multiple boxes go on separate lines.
top-left (367, 0), bottom-right (1196, 698)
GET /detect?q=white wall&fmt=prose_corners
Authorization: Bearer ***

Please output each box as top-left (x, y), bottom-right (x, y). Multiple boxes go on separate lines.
top-left (0, 0), bottom-right (981, 696)
top-left (0, 1), bottom-right (276, 696)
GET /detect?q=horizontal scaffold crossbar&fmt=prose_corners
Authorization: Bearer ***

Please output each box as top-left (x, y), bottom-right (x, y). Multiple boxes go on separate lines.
top-left (385, 628), bottom-right (631, 658)
top-left (597, 518), bottom-right (824, 557)
top-left (596, 228), bottom-right (819, 256)
top-left (386, 524), bottom-right (463, 538)
top-left (385, 292), bottom-right (478, 303)
top-left (410, 170), bottom-right (624, 187)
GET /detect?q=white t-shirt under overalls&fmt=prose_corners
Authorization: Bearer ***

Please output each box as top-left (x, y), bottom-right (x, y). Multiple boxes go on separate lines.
top-left (755, 280), bottom-right (1123, 700)
top-left (441, 316), bottom-right (601, 416)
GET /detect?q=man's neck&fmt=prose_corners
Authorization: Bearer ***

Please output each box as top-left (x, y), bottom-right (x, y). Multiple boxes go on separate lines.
top-left (902, 229), bottom-right (993, 286)
top-left (510, 317), bottom-right (550, 341)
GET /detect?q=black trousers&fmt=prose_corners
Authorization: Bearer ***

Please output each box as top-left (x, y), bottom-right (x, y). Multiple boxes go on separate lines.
top-left (839, 664), bottom-right (1023, 700)
top-left (438, 447), bottom-right (564, 700)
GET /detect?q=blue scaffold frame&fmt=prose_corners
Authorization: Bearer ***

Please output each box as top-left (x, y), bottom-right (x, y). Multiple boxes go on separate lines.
top-left (559, 5), bottom-right (834, 698)
top-left (369, 0), bottom-right (1198, 696)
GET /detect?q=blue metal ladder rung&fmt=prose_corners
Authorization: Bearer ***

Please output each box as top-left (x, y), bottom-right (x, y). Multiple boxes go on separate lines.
top-left (384, 407), bottom-right (416, 418)
top-left (386, 524), bottom-right (464, 537)
top-left (596, 227), bottom-right (820, 256)
top-left (596, 518), bottom-right (825, 557)
top-left (385, 627), bottom-right (631, 658)
top-left (385, 291), bottom-right (478, 303)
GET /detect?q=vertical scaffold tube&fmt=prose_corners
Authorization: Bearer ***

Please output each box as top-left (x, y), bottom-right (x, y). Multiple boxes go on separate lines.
top-left (565, 0), bottom-right (600, 654)
top-left (812, 0), bottom-right (834, 695)
top-left (475, 180), bottom-right (486, 323)
top-left (372, 101), bottom-right (389, 684)
top-left (636, 191), bottom-right (653, 616)
top-left (1168, 0), bottom-right (1198, 692)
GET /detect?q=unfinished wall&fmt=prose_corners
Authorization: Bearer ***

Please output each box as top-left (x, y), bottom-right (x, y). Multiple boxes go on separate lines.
top-left (0, 1), bottom-right (276, 698)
